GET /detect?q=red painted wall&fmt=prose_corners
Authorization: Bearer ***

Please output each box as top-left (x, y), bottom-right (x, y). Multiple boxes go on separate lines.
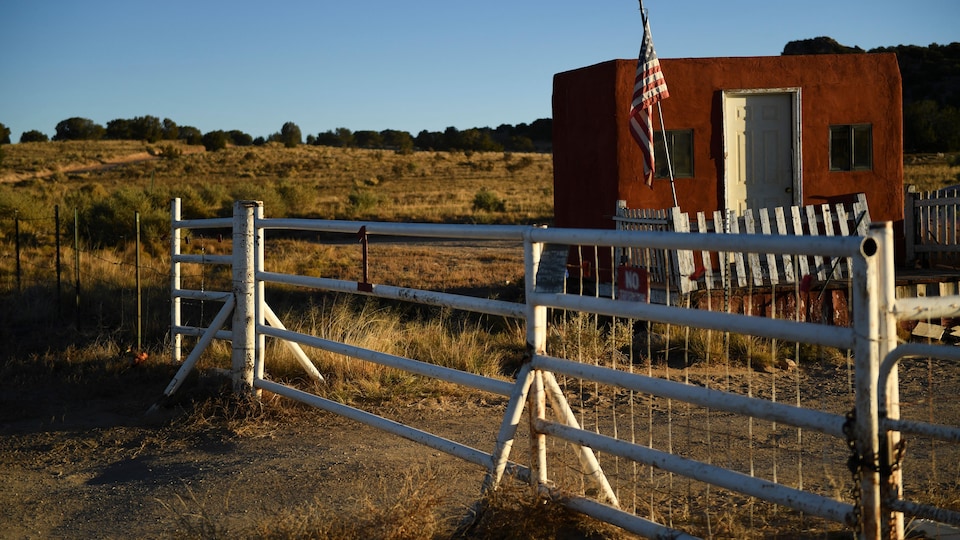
top-left (553, 54), bottom-right (903, 233)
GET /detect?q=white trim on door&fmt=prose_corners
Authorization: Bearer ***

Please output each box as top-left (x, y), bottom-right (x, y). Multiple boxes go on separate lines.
top-left (721, 88), bottom-right (802, 214)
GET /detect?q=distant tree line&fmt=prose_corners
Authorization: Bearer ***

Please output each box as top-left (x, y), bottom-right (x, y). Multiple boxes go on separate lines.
top-left (310, 119), bottom-right (551, 153)
top-left (9, 38), bottom-right (958, 154)
top-left (0, 115), bottom-right (553, 154)
top-left (784, 38), bottom-right (960, 153)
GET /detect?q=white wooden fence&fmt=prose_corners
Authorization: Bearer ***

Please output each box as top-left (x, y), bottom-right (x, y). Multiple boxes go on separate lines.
top-left (905, 185), bottom-right (960, 267)
top-left (614, 194), bottom-right (871, 295)
top-left (161, 199), bottom-right (960, 540)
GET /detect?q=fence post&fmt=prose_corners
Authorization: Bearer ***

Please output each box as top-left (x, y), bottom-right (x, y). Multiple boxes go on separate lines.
top-left (254, 203), bottom-right (265, 399)
top-left (74, 207), bottom-right (81, 330)
top-left (55, 205), bottom-right (62, 318)
top-left (135, 211), bottom-right (142, 351)
top-left (14, 211), bottom-right (21, 292)
top-left (171, 199), bottom-right (182, 363)
top-left (523, 226), bottom-right (548, 489)
top-left (903, 186), bottom-right (916, 265)
top-left (875, 221), bottom-right (904, 540)
top-left (854, 225), bottom-right (883, 539)
top-left (669, 206), bottom-right (697, 293)
top-left (615, 200), bottom-right (626, 267)
top-left (524, 226), bottom-right (547, 361)
top-left (232, 200), bottom-right (259, 396)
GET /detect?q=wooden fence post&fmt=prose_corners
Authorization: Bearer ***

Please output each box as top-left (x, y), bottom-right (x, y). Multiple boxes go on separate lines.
top-left (135, 211), bottom-right (142, 352)
top-left (904, 185), bottom-right (917, 265)
top-left (55, 205), bottom-right (62, 318)
top-left (74, 207), bottom-right (80, 330)
top-left (668, 206), bottom-right (697, 294)
top-left (14, 211), bottom-right (21, 292)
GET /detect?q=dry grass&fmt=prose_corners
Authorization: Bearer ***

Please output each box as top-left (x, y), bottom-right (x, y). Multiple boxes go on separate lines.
top-left (159, 466), bottom-right (636, 540)
top-left (546, 315), bottom-right (848, 373)
top-left (253, 238), bottom-right (525, 292)
top-left (0, 139), bottom-right (160, 178)
top-left (250, 468), bottom-right (457, 540)
top-left (185, 295), bottom-right (525, 405)
top-left (0, 142), bottom-right (553, 227)
top-left (904, 152), bottom-right (960, 191)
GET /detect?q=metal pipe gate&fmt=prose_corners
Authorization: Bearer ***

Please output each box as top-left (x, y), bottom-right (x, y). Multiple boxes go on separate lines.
top-left (162, 199), bottom-right (960, 539)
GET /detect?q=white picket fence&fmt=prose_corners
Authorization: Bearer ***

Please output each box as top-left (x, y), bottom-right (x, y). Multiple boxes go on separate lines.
top-left (905, 185), bottom-right (960, 267)
top-left (162, 199), bottom-right (960, 540)
top-left (614, 194), bottom-right (871, 295)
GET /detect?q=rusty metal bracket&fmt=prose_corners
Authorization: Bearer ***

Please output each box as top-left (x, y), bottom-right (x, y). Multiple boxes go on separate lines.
top-left (357, 226), bottom-right (372, 292)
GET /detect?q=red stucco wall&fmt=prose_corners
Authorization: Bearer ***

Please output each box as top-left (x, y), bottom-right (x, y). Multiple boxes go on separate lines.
top-left (553, 54), bottom-right (904, 232)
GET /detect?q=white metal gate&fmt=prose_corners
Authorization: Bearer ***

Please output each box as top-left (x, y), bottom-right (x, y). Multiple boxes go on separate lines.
top-left (163, 199), bottom-right (960, 539)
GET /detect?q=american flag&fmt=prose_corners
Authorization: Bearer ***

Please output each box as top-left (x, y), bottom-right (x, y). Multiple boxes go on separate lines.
top-left (629, 15), bottom-right (669, 187)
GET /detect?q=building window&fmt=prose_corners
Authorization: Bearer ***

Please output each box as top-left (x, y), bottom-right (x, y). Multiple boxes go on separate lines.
top-left (653, 129), bottom-right (694, 178)
top-left (829, 124), bottom-right (872, 171)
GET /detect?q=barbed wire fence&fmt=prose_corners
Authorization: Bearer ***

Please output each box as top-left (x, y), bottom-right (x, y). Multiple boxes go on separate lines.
top-left (0, 205), bottom-right (221, 354)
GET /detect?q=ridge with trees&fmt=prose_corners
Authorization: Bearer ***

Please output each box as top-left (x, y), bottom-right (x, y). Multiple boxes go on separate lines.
top-left (2, 40), bottom-right (957, 154)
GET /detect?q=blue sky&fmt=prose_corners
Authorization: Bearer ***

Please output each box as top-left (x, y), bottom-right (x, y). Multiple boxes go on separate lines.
top-left (1, 0), bottom-right (956, 141)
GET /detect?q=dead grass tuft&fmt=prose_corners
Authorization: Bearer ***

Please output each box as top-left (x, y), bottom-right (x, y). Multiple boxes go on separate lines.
top-left (261, 296), bottom-right (522, 405)
top-left (159, 468), bottom-right (455, 540)
top-left (462, 480), bottom-right (639, 540)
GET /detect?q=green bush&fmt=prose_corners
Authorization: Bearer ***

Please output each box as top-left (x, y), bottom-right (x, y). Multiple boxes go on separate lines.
top-left (347, 189), bottom-right (381, 213)
top-left (19, 130), bottom-right (49, 143)
top-left (472, 188), bottom-right (506, 212)
top-left (79, 187), bottom-right (168, 251)
top-left (202, 130), bottom-right (230, 152)
top-left (157, 143), bottom-right (182, 159)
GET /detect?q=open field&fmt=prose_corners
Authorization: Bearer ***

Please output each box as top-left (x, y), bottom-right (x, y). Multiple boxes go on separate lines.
top-left (0, 140), bottom-right (554, 227)
top-left (1, 143), bottom-right (959, 538)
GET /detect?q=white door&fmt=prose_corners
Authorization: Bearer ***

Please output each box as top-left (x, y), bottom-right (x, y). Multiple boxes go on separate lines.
top-left (724, 92), bottom-right (797, 214)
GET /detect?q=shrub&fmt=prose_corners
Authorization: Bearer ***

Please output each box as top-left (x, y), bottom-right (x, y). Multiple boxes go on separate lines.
top-left (19, 130), bottom-right (49, 143)
top-left (279, 122), bottom-right (302, 148)
top-left (347, 189), bottom-right (381, 213)
top-left (80, 187), bottom-right (168, 251)
top-left (151, 143), bottom-right (182, 159)
top-left (202, 130), bottom-right (230, 152)
top-left (506, 155), bottom-right (535, 173)
top-left (472, 188), bottom-right (506, 212)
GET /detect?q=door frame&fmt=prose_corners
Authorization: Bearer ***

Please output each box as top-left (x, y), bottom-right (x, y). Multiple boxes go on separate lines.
top-left (721, 88), bottom-right (802, 213)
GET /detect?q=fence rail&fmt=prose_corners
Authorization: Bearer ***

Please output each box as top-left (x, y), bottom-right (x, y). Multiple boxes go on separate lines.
top-left (163, 198), bottom-right (960, 539)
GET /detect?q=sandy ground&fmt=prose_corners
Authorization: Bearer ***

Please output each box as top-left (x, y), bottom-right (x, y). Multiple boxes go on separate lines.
top-left (0, 363), bottom-right (515, 539)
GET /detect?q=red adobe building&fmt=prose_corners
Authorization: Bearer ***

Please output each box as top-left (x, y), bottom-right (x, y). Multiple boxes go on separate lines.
top-left (552, 54), bottom-right (903, 245)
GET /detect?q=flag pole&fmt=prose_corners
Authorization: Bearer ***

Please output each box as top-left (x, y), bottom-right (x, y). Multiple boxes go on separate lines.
top-left (657, 103), bottom-right (678, 207)
top-left (638, 0), bottom-right (678, 208)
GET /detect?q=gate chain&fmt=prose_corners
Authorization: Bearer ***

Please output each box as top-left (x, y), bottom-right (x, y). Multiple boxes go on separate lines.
top-left (843, 408), bottom-right (862, 536)
top-left (881, 423), bottom-right (908, 537)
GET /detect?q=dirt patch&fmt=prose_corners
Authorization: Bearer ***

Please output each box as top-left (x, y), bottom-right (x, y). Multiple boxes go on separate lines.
top-left (0, 364), bottom-right (512, 539)
top-left (0, 147), bottom-right (203, 184)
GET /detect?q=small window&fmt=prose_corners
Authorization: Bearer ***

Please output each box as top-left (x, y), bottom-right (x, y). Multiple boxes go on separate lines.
top-left (829, 124), bottom-right (872, 171)
top-left (653, 129), bottom-right (694, 178)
